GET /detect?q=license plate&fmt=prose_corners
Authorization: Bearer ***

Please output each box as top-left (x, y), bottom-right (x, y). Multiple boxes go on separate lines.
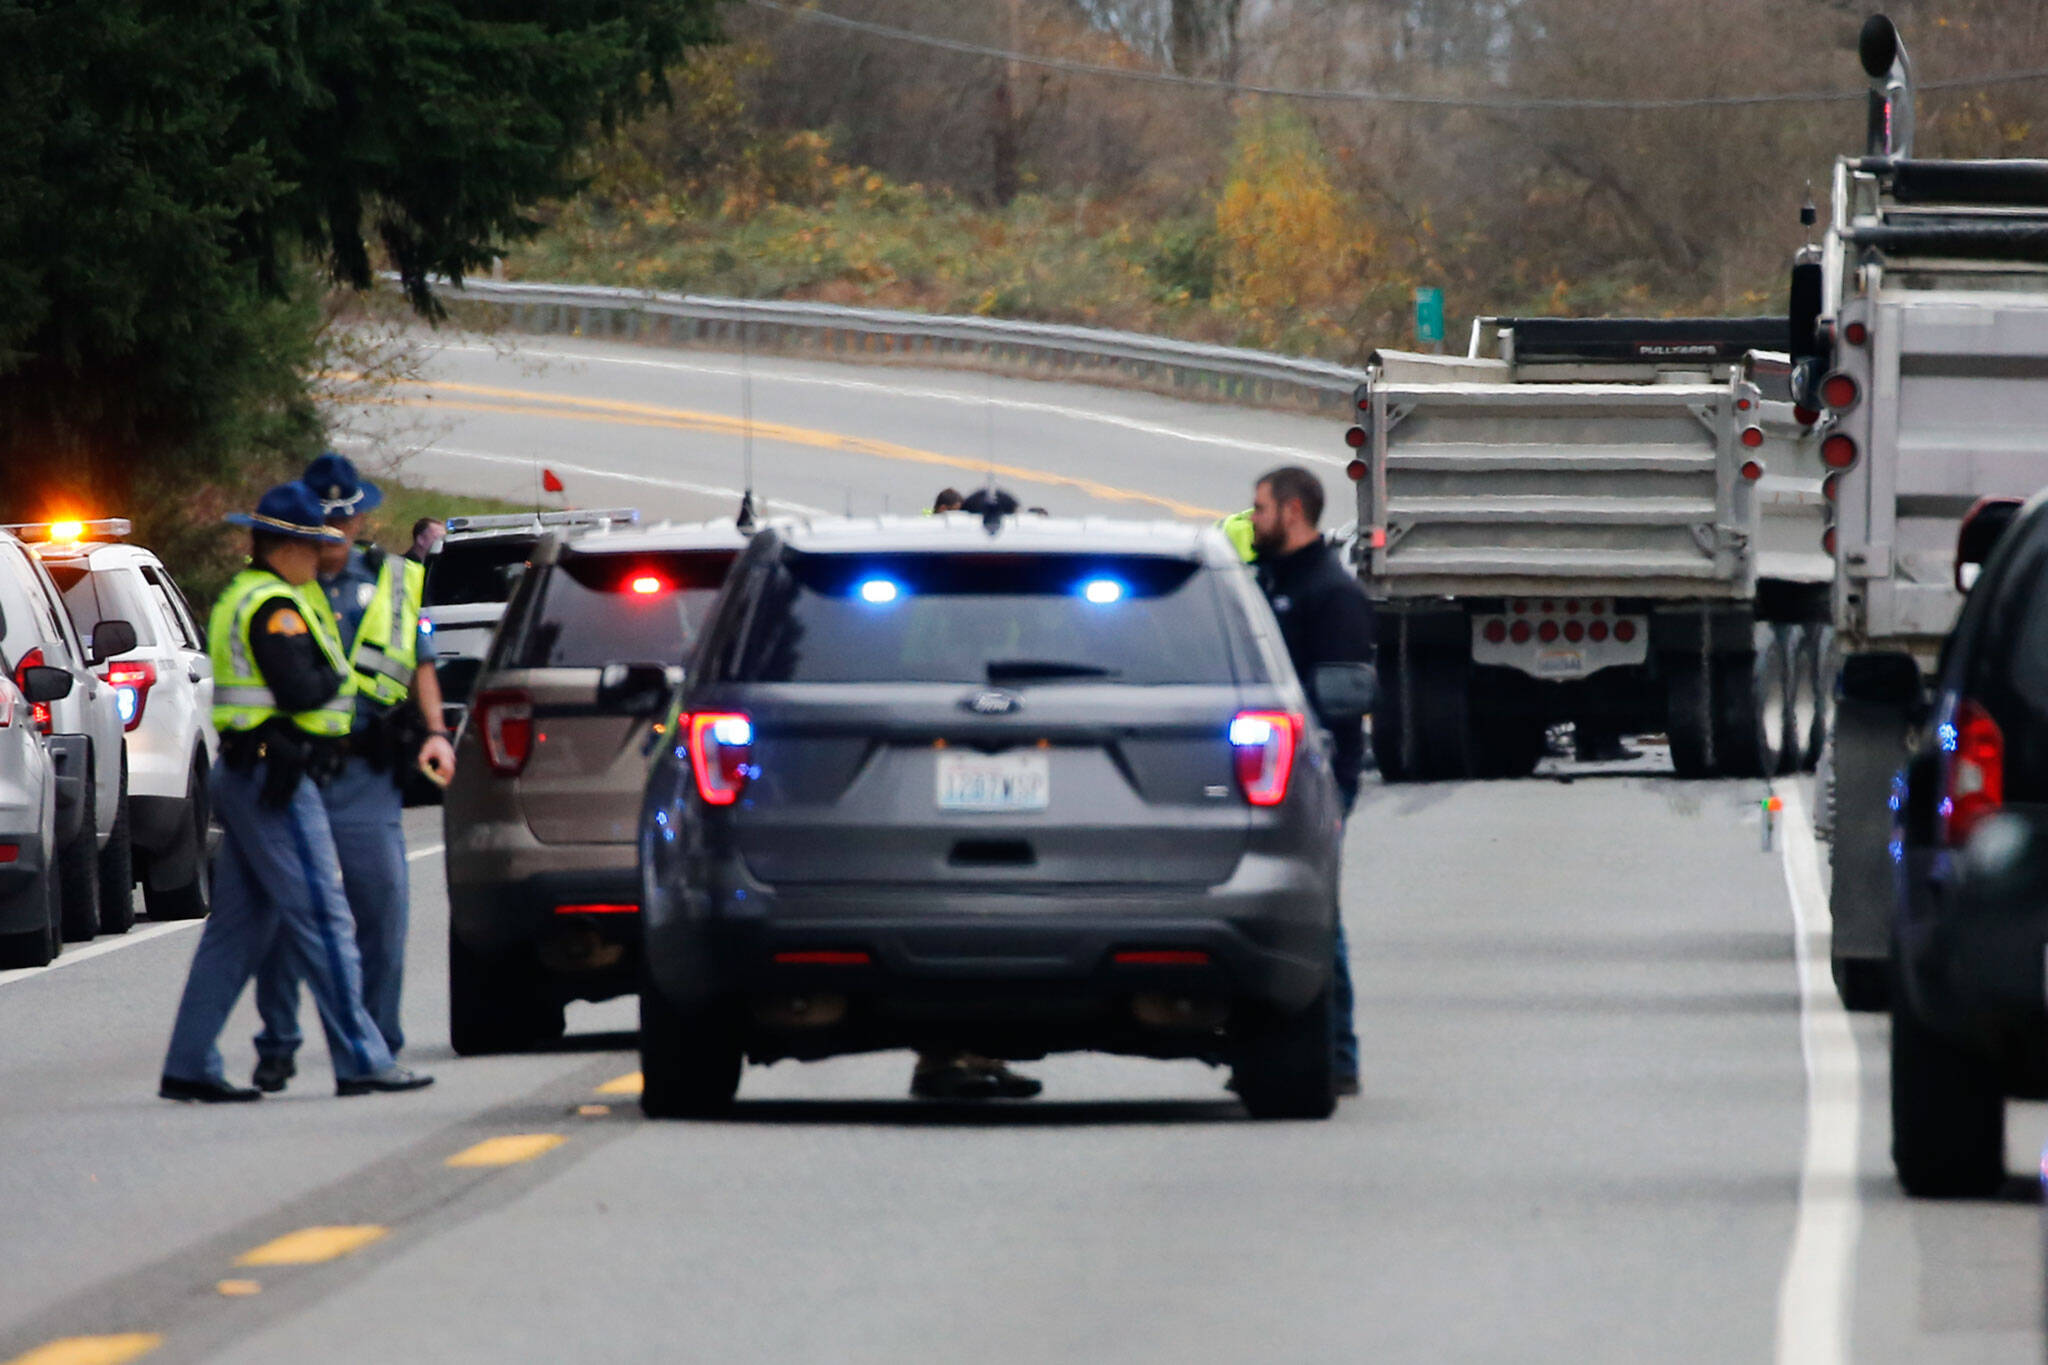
top-left (1534, 649), bottom-right (1586, 679)
top-left (937, 751), bottom-right (1050, 812)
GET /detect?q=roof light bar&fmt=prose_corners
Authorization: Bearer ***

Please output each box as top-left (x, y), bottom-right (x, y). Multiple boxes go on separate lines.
top-left (2, 519), bottom-right (132, 544)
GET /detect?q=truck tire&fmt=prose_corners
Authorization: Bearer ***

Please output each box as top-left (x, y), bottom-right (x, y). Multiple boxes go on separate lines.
top-left (1829, 692), bottom-right (1909, 1011)
top-left (1232, 989), bottom-right (1338, 1120)
top-left (1371, 638), bottom-right (1414, 783)
top-left (639, 970), bottom-right (743, 1119)
top-left (1665, 656), bottom-right (1715, 778)
top-left (1801, 626), bottom-right (1837, 772)
top-left (1783, 626), bottom-right (1821, 776)
top-left (1891, 974), bottom-right (2006, 1198)
top-left (1410, 649), bottom-right (1474, 781)
top-left (449, 924), bottom-right (563, 1055)
top-left (96, 756), bottom-right (135, 936)
top-left (1712, 627), bottom-right (1780, 779)
top-left (1470, 670), bottom-right (1543, 778)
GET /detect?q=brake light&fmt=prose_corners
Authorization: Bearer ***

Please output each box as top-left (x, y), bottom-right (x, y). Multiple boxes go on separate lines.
top-left (13, 648), bottom-right (52, 734)
top-left (1821, 434), bottom-right (1858, 469)
top-left (1942, 701), bottom-right (2004, 844)
top-left (1821, 374), bottom-right (1860, 410)
top-left (1844, 321), bottom-right (1869, 346)
top-left (555, 903), bottom-right (639, 915)
top-left (629, 574), bottom-right (667, 595)
top-left (99, 658), bottom-right (155, 731)
top-left (687, 712), bottom-right (754, 806)
top-left (1229, 710), bottom-right (1301, 807)
top-left (1344, 426), bottom-right (1367, 449)
top-left (1740, 426), bottom-right (1765, 449)
top-left (1114, 950), bottom-right (1210, 966)
top-left (475, 688), bottom-right (534, 776)
top-left (1740, 459), bottom-right (1765, 482)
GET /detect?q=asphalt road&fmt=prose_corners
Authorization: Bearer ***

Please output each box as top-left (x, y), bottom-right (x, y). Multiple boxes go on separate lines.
top-left (3, 333), bottom-right (2044, 1364)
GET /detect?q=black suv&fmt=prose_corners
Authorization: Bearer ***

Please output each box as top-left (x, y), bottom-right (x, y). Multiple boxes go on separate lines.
top-left (635, 516), bottom-right (1349, 1120)
top-left (1890, 494), bottom-right (2048, 1196)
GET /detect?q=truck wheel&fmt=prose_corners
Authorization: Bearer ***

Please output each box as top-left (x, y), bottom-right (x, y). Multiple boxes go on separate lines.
top-left (96, 756), bottom-right (135, 936)
top-left (1371, 639), bottom-right (1414, 783)
top-left (1232, 989), bottom-right (1338, 1120)
top-left (639, 971), bottom-right (743, 1119)
top-left (144, 761), bottom-right (211, 921)
top-left (1410, 649), bottom-right (1474, 781)
top-left (57, 775), bottom-right (101, 943)
top-left (1782, 627), bottom-right (1820, 776)
top-left (1891, 975), bottom-right (2006, 1197)
top-left (1665, 657), bottom-right (1715, 777)
top-left (1829, 693), bottom-right (1909, 1005)
top-left (449, 924), bottom-right (563, 1054)
top-left (1470, 670), bottom-right (1542, 778)
top-left (1712, 628), bottom-right (1779, 779)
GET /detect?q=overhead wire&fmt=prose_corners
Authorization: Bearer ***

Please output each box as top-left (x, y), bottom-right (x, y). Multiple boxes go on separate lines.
top-left (744, 0), bottom-right (2048, 112)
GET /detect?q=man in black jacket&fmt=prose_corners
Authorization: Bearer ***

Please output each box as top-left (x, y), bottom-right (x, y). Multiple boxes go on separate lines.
top-left (1249, 465), bottom-right (1375, 1096)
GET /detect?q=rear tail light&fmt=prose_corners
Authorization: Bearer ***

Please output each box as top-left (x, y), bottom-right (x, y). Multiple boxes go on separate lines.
top-left (1822, 473), bottom-right (1840, 503)
top-left (1844, 321), bottom-right (1869, 346)
top-left (1820, 373), bottom-right (1860, 410)
top-left (1613, 620), bottom-right (1637, 643)
top-left (1821, 434), bottom-right (1858, 469)
top-left (1114, 949), bottom-right (1210, 966)
top-left (1942, 700), bottom-right (2005, 845)
top-left (555, 902), bottom-right (639, 915)
top-left (1483, 620), bottom-right (1507, 644)
top-left (1740, 426), bottom-right (1765, 449)
top-left (1822, 527), bottom-right (1838, 555)
top-left (1344, 426), bottom-right (1367, 449)
top-left (1229, 710), bottom-right (1301, 807)
top-left (1537, 620), bottom-right (1559, 643)
top-left (1740, 459), bottom-right (1765, 482)
top-left (1588, 620), bottom-right (1610, 642)
top-left (1793, 404), bottom-right (1820, 426)
top-left (12, 648), bottom-right (52, 734)
top-left (1345, 458), bottom-right (1367, 482)
top-left (687, 711), bottom-right (754, 806)
top-left (475, 688), bottom-right (534, 777)
top-left (1563, 621), bottom-right (1585, 643)
top-left (1509, 620), bottom-right (1531, 644)
top-left (100, 659), bottom-right (156, 731)
top-left (773, 950), bottom-right (870, 965)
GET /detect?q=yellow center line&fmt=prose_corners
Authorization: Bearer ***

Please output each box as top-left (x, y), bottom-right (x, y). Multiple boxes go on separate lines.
top-left (445, 1133), bottom-right (568, 1168)
top-left (215, 1280), bottom-right (261, 1298)
top-left (233, 1225), bottom-right (387, 1267)
top-left (3, 1335), bottom-right (162, 1365)
top-left (595, 1071), bottom-right (644, 1096)
top-left (347, 377), bottom-right (1226, 520)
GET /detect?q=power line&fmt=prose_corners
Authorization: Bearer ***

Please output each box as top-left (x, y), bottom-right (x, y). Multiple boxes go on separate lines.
top-left (745, 0), bottom-right (2048, 112)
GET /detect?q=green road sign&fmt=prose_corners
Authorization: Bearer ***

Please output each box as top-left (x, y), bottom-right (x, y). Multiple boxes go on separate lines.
top-left (1414, 287), bottom-right (1445, 345)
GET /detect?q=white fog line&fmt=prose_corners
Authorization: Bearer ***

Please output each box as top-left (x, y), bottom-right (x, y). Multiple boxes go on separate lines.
top-left (1773, 781), bottom-right (1863, 1365)
top-left (362, 443), bottom-right (831, 518)
top-left (428, 340), bottom-right (1342, 466)
top-left (0, 919), bottom-right (201, 989)
top-left (406, 843), bottom-right (445, 862)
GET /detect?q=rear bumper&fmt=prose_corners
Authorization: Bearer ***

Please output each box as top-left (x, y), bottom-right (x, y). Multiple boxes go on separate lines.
top-left (0, 833), bottom-right (52, 934)
top-left (449, 845), bottom-right (641, 1001)
top-left (645, 850), bottom-right (1335, 1057)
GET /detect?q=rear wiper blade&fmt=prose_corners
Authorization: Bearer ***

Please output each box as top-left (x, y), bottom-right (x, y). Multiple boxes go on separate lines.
top-left (984, 659), bottom-right (1119, 683)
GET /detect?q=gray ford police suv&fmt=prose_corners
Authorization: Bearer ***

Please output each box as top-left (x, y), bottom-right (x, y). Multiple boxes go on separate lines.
top-left (635, 515), bottom-right (1347, 1119)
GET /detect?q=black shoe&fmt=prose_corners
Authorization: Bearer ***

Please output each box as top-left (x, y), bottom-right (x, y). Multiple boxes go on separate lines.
top-left (160, 1074), bottom-right (262, 1104)
top-left (910, 1062), bottom-right (1002, 1100)
top-left (337, 1065), bottom-right (434, 1097)
top-left (251, 1055), bottom-right (295, 1094)
top-left (977, 1060), bottom-right (1043, 1100)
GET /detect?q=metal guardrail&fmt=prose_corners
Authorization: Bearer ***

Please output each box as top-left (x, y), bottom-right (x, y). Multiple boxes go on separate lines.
top-left (424, 277), bottom-right (1368, 415)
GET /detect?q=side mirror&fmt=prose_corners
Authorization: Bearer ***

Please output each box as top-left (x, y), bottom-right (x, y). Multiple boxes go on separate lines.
top-left (21, 665), bottom-right (74, 705)
top-left (1310, 662), bottom-right (1378, 721)
top-left (87, 619), bottom-right (137, 667)
top-left (597, 661), bottom-right (672, 717)
top-left (1839, 653), bottom-right (1922, 711)
top-left (1955, 497), bottom-right (2023, 592)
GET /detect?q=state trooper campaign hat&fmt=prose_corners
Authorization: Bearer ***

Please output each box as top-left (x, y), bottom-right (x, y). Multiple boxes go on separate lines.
top-left (301, 451), bottom-right (384, 518)
top-left (225, 482), bottom-right (348, 542)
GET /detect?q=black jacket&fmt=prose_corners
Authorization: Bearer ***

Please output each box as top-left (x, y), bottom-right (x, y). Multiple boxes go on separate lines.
top-left (1258, 538), bottom-right (1376, 798)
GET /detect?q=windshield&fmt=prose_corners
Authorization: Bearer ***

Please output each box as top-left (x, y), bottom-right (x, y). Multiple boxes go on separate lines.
top-left (509, 548), bottom-right (736, 668)
top-left (727, 550), bottom-right (1236, 685)
top-left (424, 536), bottom-right (539, 607)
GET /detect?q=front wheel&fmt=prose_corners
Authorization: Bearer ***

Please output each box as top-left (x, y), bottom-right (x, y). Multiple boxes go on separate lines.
top-left (639, 971), bottom-right (743, 1119)
top-left (1231, 989), bottom-right (1337, 1120)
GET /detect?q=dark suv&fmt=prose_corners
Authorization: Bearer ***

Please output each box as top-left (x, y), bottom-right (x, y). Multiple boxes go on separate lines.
top-left (1890, 493), bottom-right (2048, 1196)
top-left (636, 516), bottom-right (1346, 1119)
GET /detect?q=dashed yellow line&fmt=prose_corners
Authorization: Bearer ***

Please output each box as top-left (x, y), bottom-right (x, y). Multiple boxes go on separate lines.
top-left (3, 1335), bottom-right (161, 1365)
top-left (445, 1133), bottom-right (567, 1168)
top-left (215, 1280), bottom-right (261, 1298)
top-left (358, 377), bottom-right (1226, 520)
top-left (595, 1071), bottom-right (644, 1096)
top-left (233, 1225), bottom-right (387, 1267)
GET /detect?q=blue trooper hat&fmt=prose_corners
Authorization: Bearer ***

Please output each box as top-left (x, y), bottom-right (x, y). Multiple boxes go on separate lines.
top-left (225, 482), bottom-right (347, 542)
top-left (301, 451), bottom-right (383, 519)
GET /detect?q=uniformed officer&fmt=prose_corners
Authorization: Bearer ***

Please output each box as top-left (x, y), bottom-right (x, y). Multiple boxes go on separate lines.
top-left (249, 453), bottom-right (455, 1092)
top-left (159, 483), bottom-right (433, 1101)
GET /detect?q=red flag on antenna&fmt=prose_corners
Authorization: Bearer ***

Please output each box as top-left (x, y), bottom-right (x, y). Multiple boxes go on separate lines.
top-left (541, 468), bottom-right (565, 494)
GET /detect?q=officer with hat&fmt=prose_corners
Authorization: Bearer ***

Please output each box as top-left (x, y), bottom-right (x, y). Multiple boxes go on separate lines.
top-left (160, 483), bottom-right (432, 1100)
top-left (249, 453), bottom-right (455, 1091)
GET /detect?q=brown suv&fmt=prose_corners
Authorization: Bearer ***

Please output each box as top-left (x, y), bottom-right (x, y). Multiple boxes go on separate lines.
top-left (444, 521), bottom-right (743, 1053)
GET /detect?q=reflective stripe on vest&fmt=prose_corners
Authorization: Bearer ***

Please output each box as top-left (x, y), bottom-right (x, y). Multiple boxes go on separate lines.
top-left (208, 568), bottom-right (356, 737)
top-left (345, 553), bottom-right (423, 708)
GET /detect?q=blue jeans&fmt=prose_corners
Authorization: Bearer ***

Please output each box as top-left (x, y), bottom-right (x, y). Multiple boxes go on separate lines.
top-left (163, 762), bottom-right (393, 1085)
top-left (254, 756), bottom-right (408, 1062)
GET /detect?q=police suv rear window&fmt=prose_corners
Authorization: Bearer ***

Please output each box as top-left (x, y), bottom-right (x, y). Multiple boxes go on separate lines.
top-left (424, 537), bottom-right (538, 607)
top-left (45, 563), bottom-right (157, 648)
top-left (509, 548), bottom-right (736, 669)
top-left (728, 550), bottom-right (1236, 685)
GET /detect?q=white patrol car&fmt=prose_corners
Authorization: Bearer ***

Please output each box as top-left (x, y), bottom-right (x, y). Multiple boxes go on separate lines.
top-left (0, 668), bottom-right (61, 967)
top-left (28, 520), bottom-right (217, 921)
